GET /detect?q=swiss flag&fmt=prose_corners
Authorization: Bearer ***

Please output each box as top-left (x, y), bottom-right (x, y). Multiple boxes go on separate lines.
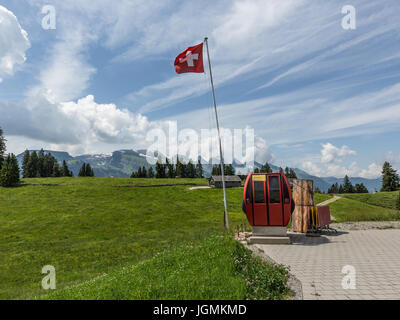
top-left (174, 43), bottom-right (204, 74)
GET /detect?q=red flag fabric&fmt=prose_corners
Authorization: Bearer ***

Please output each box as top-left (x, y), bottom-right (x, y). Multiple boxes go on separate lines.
top-left (174, 43), bottom-right (204, 74)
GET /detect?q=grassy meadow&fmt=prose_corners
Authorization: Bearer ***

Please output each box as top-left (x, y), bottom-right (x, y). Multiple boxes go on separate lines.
top-left (2, 177), bottom-right (397, 300)
top-left (314, 193), bottom-right (332, 205)
top-left (40, 235), bottom-right (290, 300)
top-left (329, 197), bottom-right (400, 222)
top-left (340, 191), bottom-right (400, 210)
top-left (0, 177), bottom-right (251, 299)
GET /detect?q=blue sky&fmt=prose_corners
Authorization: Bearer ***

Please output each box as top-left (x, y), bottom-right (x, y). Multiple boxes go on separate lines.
top-left (0, 0), bottom-right (399, 178)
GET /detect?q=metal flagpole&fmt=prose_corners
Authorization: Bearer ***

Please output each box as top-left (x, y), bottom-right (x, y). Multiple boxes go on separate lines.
top-left (204, 37), bottom-right (229, 231)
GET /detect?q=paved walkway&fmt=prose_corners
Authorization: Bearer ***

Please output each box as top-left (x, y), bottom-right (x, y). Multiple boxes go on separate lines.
top-left (256, 229), bottom-right (400, 300)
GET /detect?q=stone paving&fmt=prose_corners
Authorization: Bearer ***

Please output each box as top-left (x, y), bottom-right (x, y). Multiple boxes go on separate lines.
top-left (256, 229), bottom-right (400, 300)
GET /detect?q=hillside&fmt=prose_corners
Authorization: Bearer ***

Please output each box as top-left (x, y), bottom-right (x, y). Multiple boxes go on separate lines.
top-left (340, 191), bottom-right (400, 210)
top-left (329, 197), bottom-right (400, 222)
top-left (16, 149), bottom-right (382, 192)
top-left (0, 177), bottom-right (248, 299)
top-left (40, 235), bottom-right (290, 300)
top-left (1, 176), bottom-right (397, 299)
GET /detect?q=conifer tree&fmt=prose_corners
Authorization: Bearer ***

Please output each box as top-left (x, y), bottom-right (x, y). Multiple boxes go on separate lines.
top-left (148, 167), bottom-right (155, 178)
top-left (142, 166), bottom-right (147, 178)
top-left (284, 167), bottom-right (290, 176)
top-left (329, 182), bottom-right (340, 194)
top-left (38, 149), bottom-right (46, 177)
top-left (289, 168), bottom-right (298, 179)
top-left (260, 162), bottom-right (272, 173)
top-left (176, 157), bottom-right (185, 178)
top-left (61, 160), bottom-right (72, 177)
top-left (186, 160), bottom-right (195, 178)
top-left (166, 158), bottom-right (175, 178)
top-left (156, 158), bottom-right (166, 178)
top-left (42, 153), bottom-right (54, 177)
top-left (381, 162), bottom-right (399, 192)
top-left (195, 160), bottom-right (203, 178)
top-left (27, 151), bottom-right (39, 178)
top-left (0, 154), bottom-right (20, 187)
top-left (85, 163), bottom-right (94, 177)
top-left (0, 127), bottom-right (5, 170)
top-left (79, 163), bottom-right (87, 177)
top-left (225, 164), bottom-right (235, 175)
top-left (343, 175), bottom-right (354, 193)
top-left (22, 150), bottom-right (30, 178)
top-left (52, 161), bottom-right (61, 177)
top-left (212, 165), bottom-right (221, 175)
top-left (355, 183), bottom-right (369, 193)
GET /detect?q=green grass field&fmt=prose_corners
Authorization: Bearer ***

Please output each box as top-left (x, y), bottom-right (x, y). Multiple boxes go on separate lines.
top-left (314, 193), bottom-right (332, 205)
top-left (329, 197), bottom-right (400, 222)
top-left (341, 191), bottom-right (400, 210)
top-left (0, 177), bottom-right (252, 299)
top-left (3, 177), bottom-right (396, 299)
top-left (40, 235), bottom-right (290, 300)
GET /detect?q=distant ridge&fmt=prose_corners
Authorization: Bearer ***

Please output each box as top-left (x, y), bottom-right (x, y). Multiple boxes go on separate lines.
top-left (16, 149), bottom-right (382, 192)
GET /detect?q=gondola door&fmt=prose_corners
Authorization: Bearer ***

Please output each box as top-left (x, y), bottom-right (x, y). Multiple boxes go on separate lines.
top-left (267, 174), bottom-right (283, 226)
top-left (252, 174), bottom-right (268, 226)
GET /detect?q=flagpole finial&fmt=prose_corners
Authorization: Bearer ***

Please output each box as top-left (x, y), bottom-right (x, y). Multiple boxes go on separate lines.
top-left (204, 37), bottom-right (208, 42)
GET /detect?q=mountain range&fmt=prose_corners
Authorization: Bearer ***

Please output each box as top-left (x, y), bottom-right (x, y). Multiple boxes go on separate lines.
top-left (16, 149), bottom-right (382, 192)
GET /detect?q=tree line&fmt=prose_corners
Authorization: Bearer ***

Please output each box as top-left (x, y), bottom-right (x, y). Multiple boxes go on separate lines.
top-left (327, 162), bottom-right (400, 194)
top-left (0, 127), bottom-right (98, 186)
top-left (211, 164), bottom-right (235, 176)
top-left (131, 158), bottom-right (204, 179)
top-left (253, 163), bottom-right (298, 179)
top-left (21, 149), bottom-right (73, 178)
top-left (78, 163), bottom-right (95, 177)
top-left (327, 175), bottom-right (369, 194)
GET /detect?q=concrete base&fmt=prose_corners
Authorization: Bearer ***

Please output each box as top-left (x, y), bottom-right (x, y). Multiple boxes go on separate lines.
top-left (252, 226), bottom-right (288, 237)
top-left (250, 227), bottom-right (290, 244)
top-left (249, 236), bottom-right (291, 245)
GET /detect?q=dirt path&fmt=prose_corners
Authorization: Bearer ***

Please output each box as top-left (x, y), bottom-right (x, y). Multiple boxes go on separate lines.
top-left (317, 195), bottom-right (341, 207)
top-left (316, 195), bottom-right (341, 220)
top-left (188, 186), bottom-right (211, 190)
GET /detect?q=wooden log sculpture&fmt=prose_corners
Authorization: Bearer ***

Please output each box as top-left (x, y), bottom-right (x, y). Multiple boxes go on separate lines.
top-left (291, 179), bottom-right (314, 233)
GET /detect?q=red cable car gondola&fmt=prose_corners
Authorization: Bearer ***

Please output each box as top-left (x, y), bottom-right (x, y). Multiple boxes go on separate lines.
top-left (242, 172), bottom-right (295, 227)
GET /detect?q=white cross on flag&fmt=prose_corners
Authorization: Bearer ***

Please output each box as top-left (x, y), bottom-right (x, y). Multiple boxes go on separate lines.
top-left (174, 43), bottom-right (204, 74)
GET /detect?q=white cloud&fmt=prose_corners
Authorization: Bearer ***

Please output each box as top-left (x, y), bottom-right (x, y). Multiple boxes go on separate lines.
top-left (2, 92), bottom-right (272, 164)
top-left (1, 93), bottom-right (166, 154)
top-left (0, 5), bottom-right (30, 82)
top-left (300, 143), bottom-right (380, 178)
top-left (302, 160), bottom-right (381, 179)
top-left (302, 161), bottom-right (323, 176)
top-left (321, 143), bottom-right (356, 164)
top-left (359, 163), bottom-right (381, 179)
